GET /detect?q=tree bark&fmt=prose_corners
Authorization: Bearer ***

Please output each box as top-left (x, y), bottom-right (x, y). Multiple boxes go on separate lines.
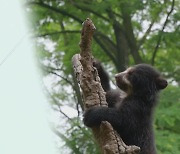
top-left (72, 18), bottom-right (140, 154)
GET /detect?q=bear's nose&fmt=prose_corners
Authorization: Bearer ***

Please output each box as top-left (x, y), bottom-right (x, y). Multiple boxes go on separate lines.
top-left (115, 74), bottom-right (119, 79)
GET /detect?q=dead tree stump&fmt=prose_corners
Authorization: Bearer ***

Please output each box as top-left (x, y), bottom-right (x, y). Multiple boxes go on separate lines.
top-left (72, 18), bottom-right (140, 154)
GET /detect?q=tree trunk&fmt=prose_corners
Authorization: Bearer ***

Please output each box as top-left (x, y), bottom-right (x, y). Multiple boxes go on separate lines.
top-left (121, 5), bottom-right (143, 64)
top-left (72, 18), bottom-right (140, 154)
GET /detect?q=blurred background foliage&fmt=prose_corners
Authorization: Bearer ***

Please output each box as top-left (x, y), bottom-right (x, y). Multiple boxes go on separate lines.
top-left (26, 0), bottom-right (179, 153)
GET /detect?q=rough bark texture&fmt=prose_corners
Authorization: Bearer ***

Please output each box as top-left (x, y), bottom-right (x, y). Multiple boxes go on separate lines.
top-left (72, 18), bottom-right (140, 154)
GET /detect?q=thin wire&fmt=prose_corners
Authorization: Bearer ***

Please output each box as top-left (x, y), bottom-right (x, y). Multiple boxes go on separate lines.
top-left (0, 33), bottom-right (28, 66)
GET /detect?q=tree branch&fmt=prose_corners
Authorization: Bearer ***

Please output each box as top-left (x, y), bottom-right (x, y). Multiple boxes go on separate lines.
top-left (49, 71), bottom-right (74, 87)
top-left (137, 20), bottom-right (155, 49)
top-left (45, 86), bottom-right (79, 125)
top-left (36, 30), bottom-right (80, 37)
top-left (70, 1), bottom-right (109, 22)
top-left (71, 70), bottom-right (84, 111)
top-left (72, 18), bottom-right (140, 154)
top-left (93, 35), bottom-right (117, 65)
top-left (112, 11), bottom-right (122, 19)
top-left (96, 31), bottom-right (117, 48)
top-left (28, 1), bottom-right (83, 23)
top-left (151, 0), bottom-right (175, 65)
top-left (28, 1), bottom-right (125, 69)
top-left (58, 106), bottom-right (72, 121)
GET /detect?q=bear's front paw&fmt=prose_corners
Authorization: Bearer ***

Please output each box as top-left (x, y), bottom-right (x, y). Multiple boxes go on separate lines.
top-left (83, 107), bottom-right (101, 127)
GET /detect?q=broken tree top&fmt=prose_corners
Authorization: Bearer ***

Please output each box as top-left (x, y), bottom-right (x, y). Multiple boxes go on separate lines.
top-left (79, 18), bottom-right (96, 54)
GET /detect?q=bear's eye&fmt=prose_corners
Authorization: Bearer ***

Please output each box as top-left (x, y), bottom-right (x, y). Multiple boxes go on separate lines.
top-left (128, 70), bottom-right (133, 76)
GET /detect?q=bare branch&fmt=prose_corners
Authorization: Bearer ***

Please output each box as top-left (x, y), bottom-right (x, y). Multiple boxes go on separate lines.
top-left (151, 0), bottom-right (175, 65)
top-left (57, 106), bottom-right (73, 121)
top-left (50, 71), bottom-right (74, 87)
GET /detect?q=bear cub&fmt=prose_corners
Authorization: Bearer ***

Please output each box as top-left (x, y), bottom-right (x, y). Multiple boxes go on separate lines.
top-left (83, 61), bottom-right (168, 154)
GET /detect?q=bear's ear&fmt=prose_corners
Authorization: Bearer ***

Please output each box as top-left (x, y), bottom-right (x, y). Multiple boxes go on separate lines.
top-left (156, 77), bottom-right (168, 90)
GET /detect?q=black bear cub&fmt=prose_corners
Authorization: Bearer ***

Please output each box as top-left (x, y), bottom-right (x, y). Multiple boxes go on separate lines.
top-left (83, 61), bottom-right (168, 154)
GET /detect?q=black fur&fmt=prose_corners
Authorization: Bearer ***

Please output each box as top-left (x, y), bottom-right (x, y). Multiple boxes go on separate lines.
top-left (84, 62), bottom-right (168, 154)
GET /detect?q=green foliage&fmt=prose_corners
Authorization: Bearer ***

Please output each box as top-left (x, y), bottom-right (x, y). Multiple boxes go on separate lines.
top-left (155, 86), bottom-right (180, 153)
top-left (55, 118), bottom-right (100, 154)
